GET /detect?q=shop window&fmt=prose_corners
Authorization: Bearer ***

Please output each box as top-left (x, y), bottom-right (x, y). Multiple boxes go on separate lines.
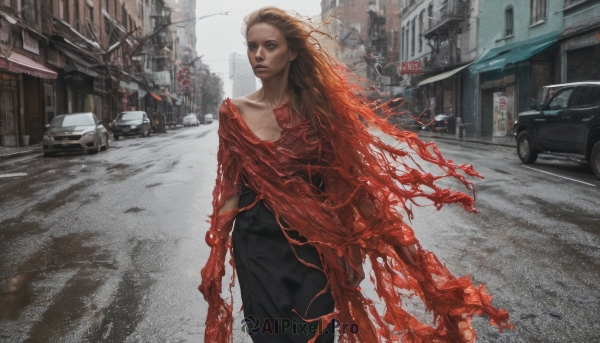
top-left (505, 6), bottom-right (513, 36)
top-left (530, 0), bottom-right (546, 25)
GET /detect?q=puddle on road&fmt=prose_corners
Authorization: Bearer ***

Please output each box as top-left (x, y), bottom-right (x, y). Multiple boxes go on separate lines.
top-left (31, 180), bottom-right (90, 214)
top-left (84, 239), bottom-right (162, 342)
top-left (0, 213), bottom-right (46, 240)
top-left (0, 233), bottom-right (113, 335)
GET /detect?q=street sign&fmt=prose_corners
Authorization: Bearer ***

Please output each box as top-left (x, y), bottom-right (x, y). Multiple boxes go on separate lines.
top-left (401, 62), bottom-right (422, 74)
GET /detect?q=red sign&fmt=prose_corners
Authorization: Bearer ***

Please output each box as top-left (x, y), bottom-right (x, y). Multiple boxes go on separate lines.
top-left (499, 97), bottom-right (507, 111)
top-left (401, 61), bottom-right (422, 74)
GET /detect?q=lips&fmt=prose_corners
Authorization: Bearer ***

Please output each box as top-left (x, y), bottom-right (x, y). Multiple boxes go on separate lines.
top-left (254, 64), bottom-right (267, 69)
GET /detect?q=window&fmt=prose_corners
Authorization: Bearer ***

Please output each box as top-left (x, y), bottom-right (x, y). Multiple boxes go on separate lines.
top-left (571, 87), bottom-right (600, 107)
top-left (505, 6), bottom-right (513, 36)
top-left (427, 3), bottom-right (433, 28)
top-left (548, 88), bottom-right (573, 110)
top-left (530, 0), bottom-right (546, 25)
top-left (114, 0), bottom-right (117, 17)
top-left (419, 10), bottom-right (424, 52)
top-left (103, 0), bottom-right (108, 11)
top-left (87, 5), bottom-right (93, 23)
top-left (411, 18), bottom-right (415, 56)
top-left (122, 6), bottom-right (127, 29)
top-left (58, 0), bottom-right (69, 23)
top-left (401, 27), bottom-right (405, 59)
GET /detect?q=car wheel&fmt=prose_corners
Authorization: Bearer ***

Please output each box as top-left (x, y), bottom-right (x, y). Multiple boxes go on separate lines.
top-left (102, 134), bottom-right (110, 150)
top-left (517, 131), bottom-right (538, 164)
top-left (114, 135), bottom-right (120, 141)
top-left (591, 141), bottom-right (600, 180)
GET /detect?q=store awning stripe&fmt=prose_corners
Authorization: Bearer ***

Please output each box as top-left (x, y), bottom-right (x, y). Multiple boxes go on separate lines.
top-left (469, 40), bottom-right (556, 74)
top-left (0, 52), bottom-right (57, 79)
top-left (417, 63), bottom-right (473, 87)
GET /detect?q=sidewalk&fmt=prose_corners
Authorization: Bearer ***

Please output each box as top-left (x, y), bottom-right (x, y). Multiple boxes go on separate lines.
top-left (0, 143), bottom-right (42, 160)
top-left (417, 131), bottom-right (517, 148)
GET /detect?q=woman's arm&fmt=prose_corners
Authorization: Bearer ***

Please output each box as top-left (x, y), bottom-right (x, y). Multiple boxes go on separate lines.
top-left (218, 194), bottom-right (240, 215)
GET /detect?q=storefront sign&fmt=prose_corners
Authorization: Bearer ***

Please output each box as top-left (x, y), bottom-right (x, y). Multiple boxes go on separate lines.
top-left (401, 61), bottom-right (422, 74)
top-left (503, 74), bottom-right (515, 84)
top-left (22, 30), bottom-right (39, 55)
top-left (150, 71), bottom-right (171, 86)
top-left (93, 78), bottom-right (107, 94)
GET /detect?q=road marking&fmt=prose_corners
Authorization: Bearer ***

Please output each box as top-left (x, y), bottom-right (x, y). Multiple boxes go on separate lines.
top-left (521, 165), bottom-right (596, 187)
top-left (0, 172), bottom-right (28, 179)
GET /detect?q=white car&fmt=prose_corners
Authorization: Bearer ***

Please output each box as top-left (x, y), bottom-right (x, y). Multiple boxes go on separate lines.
top-left (182, 114), bottom-right (199, 127)
top-left (203, 114), bottom-right (213, 124)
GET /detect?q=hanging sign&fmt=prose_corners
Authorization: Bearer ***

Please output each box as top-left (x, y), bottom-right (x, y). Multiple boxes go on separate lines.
top-left (22, 30), bottom-right (39, 55)
top-left (401, 61), bottom-right (422, 74)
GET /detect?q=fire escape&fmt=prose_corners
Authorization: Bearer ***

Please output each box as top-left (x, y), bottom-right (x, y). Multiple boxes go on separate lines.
top-left (421, 0), bottom-right (466, 71)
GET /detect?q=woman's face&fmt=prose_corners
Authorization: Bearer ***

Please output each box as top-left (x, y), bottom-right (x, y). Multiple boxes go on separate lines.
top-left (246, 23), bottom-right (297, 80)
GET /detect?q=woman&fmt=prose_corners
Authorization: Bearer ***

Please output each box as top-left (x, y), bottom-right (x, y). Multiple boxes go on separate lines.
top-left (199, 7), bottom-right (512, 343)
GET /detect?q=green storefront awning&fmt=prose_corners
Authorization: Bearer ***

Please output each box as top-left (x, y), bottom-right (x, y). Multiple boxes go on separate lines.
top-left (470, 40), bottom-right (556, 74)
top-left (469, 32), bottom-right (560, 74)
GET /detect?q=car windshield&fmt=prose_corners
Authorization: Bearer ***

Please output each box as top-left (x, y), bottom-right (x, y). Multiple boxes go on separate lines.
top-left (51, 114), bottom-right (94, 128)
top-left (118, 112), bottom-right (143, 120)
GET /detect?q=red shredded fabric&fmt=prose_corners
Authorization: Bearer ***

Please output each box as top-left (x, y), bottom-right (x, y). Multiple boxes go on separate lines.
top-left (199, 88), bottom-right (513, 342)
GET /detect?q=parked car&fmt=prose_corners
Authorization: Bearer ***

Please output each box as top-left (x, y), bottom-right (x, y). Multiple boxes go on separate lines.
top-left (43, 112), bottom-right (109, 157)
top-left (111, 111), bottom-right (152, 139)
top-left (513, 81), bottom-right (600, 179)
top-left (183, 114), bottom-right (200, 126)
top-left (203, 113), bottom-right (214, 125)
top-left (421, 114), bottom-right (456, 134)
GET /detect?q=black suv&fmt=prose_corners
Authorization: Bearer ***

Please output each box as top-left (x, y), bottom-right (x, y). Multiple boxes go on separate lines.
top-left (513, 82), bottom-right (600, 179)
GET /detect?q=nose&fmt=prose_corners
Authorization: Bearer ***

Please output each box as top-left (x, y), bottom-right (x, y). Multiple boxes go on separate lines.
top-left (254, 47), bottom-right (264, 62)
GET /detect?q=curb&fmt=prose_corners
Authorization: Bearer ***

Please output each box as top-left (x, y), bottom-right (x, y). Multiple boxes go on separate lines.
top-left (0, 149), bottom-right (41, 160)
top-left (418, 133), bottom-right (516, 149)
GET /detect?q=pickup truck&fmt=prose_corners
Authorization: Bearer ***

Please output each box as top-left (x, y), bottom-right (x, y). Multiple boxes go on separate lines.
top-left (513, 82), bottom-right (600, 179)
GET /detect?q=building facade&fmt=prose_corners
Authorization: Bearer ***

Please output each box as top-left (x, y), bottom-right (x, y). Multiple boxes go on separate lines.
top-left (400, 0), bottom-right (477, 127)
top-left (469, 0), bottom-right (563, 137)
top-left (0, 0), bottom-right (222, 147)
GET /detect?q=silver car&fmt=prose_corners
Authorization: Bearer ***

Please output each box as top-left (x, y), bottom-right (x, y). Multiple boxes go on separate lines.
top-left (43, 113), bottom-right (109, 157)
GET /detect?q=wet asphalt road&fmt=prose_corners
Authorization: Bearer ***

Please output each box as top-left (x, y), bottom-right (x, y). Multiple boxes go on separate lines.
top-left (0, 124), bottom-right (599, 342)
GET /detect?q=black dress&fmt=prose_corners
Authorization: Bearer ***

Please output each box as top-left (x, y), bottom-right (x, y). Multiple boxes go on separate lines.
top-left (232, 179), bottom-right (336, 343)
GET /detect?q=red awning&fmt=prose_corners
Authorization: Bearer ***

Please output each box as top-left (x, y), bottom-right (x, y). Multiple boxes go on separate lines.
top-left (150, 92), bottom-right (162, 101)
top-left (0, 52), bottom-right (57, 79)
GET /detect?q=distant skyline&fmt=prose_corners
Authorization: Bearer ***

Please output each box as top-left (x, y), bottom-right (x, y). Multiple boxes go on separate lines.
top-left (195, 1), bottom-right (322, 99)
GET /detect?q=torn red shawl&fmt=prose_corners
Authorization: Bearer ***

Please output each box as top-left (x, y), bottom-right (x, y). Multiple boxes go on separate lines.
top-left (199, 98), bottom-right (513, 343)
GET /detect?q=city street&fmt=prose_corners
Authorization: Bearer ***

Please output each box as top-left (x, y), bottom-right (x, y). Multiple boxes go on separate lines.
top-left (1, 124), bottom-right (599, 342)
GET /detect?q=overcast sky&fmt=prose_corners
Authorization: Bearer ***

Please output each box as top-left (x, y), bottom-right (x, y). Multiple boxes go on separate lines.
top-left (195, 1), bottom-right (322, 99)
